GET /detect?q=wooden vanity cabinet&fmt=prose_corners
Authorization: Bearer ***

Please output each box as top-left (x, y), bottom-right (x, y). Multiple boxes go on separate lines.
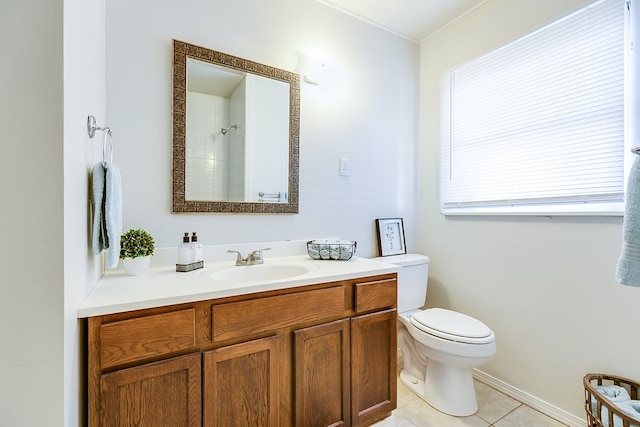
top-left (100, 353), bottom-right (202, 426)
top-left (86, 273), bottom-right (397, 427)
top-left (294, 319), bottom-right (351, 426)
top-left (351, 310), bottom-right (397, 426)
top-left (203, 335), bottom-right (281, 426)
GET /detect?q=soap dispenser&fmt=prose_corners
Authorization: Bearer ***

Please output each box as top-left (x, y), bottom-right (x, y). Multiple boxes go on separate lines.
top-left (191, 232), bottom-right (203, 263)
top-left (176, 232), bottom-right (204, 272)
top-left (178, 232), bottom-right (191, 265)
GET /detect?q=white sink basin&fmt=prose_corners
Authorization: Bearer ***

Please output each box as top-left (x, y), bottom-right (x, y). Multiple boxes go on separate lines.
top-left (209, 263), bottom-right (315, 283)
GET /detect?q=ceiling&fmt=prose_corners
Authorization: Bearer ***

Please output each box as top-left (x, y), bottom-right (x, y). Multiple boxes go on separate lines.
top-left (314, 0), bottom-right (486, 42)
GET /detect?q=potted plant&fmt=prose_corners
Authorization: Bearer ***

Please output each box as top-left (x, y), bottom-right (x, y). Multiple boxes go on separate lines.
top-left (120, 228), bottom-right (155, 276)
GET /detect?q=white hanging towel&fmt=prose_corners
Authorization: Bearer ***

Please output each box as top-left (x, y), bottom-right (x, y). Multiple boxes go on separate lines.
top-left (91, 161), bottom-right (123, 269)
top-left (616, 157), bottom-right (640, 286)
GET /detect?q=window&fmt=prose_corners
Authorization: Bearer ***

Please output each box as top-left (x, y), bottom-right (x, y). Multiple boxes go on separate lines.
top-left (441, 0), bottom-right (630, 215)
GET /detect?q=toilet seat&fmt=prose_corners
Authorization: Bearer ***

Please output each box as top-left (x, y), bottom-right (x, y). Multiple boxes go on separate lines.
top-left (410, 308), bottom-right (494, 345)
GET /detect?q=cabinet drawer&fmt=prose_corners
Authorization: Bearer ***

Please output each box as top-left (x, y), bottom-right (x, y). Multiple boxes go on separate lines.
top-left (99, 309), bottom-right (196, 369)
top-left (212, 286), bottom-right (346, 341)
top-left (354, 278), bottom-right (397, 313)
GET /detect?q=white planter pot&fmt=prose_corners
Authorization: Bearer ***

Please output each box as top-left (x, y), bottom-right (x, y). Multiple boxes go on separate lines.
top-left (122, 256), bottom-right (151, 276)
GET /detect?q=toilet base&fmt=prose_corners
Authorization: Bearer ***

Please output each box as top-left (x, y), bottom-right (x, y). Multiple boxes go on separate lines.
top-left (400, 369), bottom-right (426, 399)
top-left (399, 359), bottom-right (479, 417)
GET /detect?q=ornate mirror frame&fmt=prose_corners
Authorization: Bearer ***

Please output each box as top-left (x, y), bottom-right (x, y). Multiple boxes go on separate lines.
top-left (172, 40), bottom-right (300, 213)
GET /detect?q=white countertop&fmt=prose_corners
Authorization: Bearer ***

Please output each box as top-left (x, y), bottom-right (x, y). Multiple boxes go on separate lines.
top-left (78, 254), bottom-right (399, 318)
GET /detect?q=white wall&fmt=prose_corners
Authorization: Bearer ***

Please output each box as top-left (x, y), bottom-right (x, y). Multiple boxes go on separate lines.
top-left (0, 1), bottom-right (64, 425)
top-left (64, 0), bottom-right (106, 425)
top-left (105, 0), bottom-right (420, 257)
top-left (0, 0), bottom-right (104, 425)
top-left (420, 0), bottom-right (640, 420)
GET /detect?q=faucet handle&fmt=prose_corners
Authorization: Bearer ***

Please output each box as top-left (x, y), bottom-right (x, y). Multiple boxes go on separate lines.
top-left (227, 250), bottom-right (245, 265)
top-left (249, 247), bottom-right (271, 264)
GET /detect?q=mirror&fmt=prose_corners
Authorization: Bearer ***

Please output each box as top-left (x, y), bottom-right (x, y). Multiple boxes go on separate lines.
top-left (172, 40), bottom-right (300, 213)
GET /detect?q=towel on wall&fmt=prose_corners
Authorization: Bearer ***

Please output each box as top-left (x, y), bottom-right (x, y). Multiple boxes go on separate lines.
top-left (104, 162), bottom-right (122, 269)
top-left (90, 161), bottom-right (123, 269)
top-left (91, 163), bottom-right (107, 255)
top-left (616, 157), bottom-right (640, 286)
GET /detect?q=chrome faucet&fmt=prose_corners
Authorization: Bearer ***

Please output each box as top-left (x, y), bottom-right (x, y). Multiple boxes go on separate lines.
top-left (227, 248), bottom-right (271, 266)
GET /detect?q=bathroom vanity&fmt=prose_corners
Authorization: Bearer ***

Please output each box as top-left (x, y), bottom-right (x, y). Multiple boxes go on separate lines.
top-left (80, 247), bottom-right (398, 427)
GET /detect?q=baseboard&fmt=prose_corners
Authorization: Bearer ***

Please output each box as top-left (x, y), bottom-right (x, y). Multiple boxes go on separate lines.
top-left (472, 369), bottom-right (585, 427)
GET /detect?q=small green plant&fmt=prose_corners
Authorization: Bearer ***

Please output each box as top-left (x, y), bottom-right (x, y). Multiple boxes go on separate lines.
top-left (120, 228), bottom-right (155, 259)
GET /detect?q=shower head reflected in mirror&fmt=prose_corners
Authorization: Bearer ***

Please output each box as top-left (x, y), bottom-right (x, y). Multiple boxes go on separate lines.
top-left (221, 124), bottom-right (237, 135)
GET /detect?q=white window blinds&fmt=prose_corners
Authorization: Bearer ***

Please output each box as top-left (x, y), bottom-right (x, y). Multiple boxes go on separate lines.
top-left (441, 0), bottom-right (627, 215)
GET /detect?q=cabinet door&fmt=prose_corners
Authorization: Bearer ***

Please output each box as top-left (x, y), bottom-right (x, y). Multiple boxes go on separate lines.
top-left (203, 335), bottom-right (280, 427)
top-left (100, 353), bottom-right (202, 427)
top-left (294, 319), bottom-right (351, 427)
top-left (351, 310), bottom-right (397, 427)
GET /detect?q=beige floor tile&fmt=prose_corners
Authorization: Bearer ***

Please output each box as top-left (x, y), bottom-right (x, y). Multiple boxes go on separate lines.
top-left (493, 405), bottom-right (567, 427)
top-left (392, 412), bottom-right (419, 426)
top-left (396, 379), bottom-right (490, 427)
top-left (474, 380), bottom-right (522, 424)
top-left (397, 379), bottom-right (424, 408)
top-left (395, 401), bottom-right (491, 427)
top-left (394, 370), bottom-right (567, 427)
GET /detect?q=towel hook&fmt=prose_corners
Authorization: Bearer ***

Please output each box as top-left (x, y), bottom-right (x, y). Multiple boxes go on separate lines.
top-left (87, 115), bottom-right (114, 165)
top-left (87, 115), bottom-right (111, 139)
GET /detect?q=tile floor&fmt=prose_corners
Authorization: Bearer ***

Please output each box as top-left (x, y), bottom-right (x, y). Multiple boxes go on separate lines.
top-left (393, 377), bottom-right (569, 426)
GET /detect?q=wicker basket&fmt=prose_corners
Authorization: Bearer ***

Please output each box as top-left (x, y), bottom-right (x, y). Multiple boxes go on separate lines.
top-left (584, 373), bottom-right (640, 427)
top-left (306, 240), bottom-right (357, 260)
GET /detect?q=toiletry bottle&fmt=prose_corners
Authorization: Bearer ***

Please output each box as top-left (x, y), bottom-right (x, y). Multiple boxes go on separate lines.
top-left (178, 232), bottom-right (191, 265)
top-left (191, 232), bottom-right (203, 263)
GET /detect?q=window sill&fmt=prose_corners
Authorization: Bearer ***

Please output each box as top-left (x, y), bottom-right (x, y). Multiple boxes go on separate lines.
top-left (441, 202), bottom-right (624, 217)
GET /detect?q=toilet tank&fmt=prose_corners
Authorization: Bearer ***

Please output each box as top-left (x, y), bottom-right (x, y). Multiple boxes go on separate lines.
top-left (372, 254), bottom-right (430, 313)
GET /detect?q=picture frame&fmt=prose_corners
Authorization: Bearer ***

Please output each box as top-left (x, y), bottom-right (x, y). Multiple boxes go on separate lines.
top-left (375, 218), bottom-right (406, 256)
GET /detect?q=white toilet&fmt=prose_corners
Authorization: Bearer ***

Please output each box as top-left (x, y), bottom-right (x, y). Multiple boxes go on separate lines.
top-left (375, 254), bottom-right (497, 417)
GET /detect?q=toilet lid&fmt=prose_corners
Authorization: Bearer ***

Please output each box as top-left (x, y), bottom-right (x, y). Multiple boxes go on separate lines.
top-left (411, 308), bottom-right (494, 344)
